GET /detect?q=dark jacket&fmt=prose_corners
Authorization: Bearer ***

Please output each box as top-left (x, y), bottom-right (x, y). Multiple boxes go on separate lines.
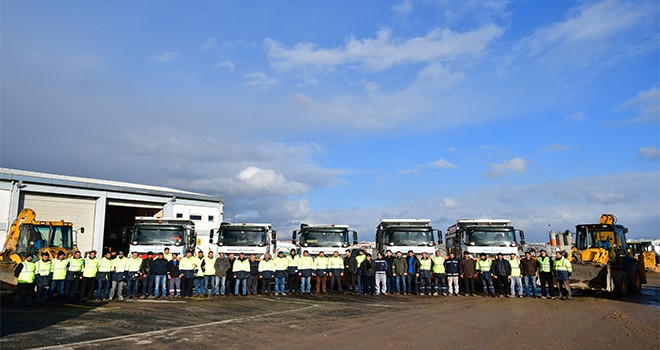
top-left (140, 257), bottom-right (153, 275)
top-left (492, 259), bottom-right (511, 276)
top-left (444, 257), bottom-right (460, 277)
top-left (459, 257), bottom-right (476, 278)
top-left (385, 255), bottom-right (395, 275)
top-left (521, 257), bottom-right (538, 276)
top-left (226, 258), bottom-right (236, 277)
top-left (167, 259), bottom-right (181, 277)
top-left (249, 260), bottom-right (259, 276)
top-left (344, 256), bottom-right (358, 273)
top-left (374, 258), bottom-right (388, 273)
top-left (393, 256), bottom-right (408, 276)
top-left (361, 259), bottom-right (376, 277)
top-left (406, 256), bottom-right (420, 274)
top-left (151, 258), bottom-right (169, 275)
top-left (215, 257), bottom-right (231, 276)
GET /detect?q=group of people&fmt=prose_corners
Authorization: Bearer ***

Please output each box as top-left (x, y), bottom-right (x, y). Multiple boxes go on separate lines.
top-left (13, 246), bottom-right (573, 307)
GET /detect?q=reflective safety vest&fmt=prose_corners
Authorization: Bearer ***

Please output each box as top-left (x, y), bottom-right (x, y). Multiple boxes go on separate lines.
top-left (204, 256), bottom-right (217, 275)
top-left (163, 253), bottom-right (173, 261)
top-left (509, 259), bottom-right (521, 277)
top-left (195, 257), bottom-right (205, 277)
top-left (314, 256), bottom-right (328, 270)
top-left (179, 256), bottom-right (196, 270)
top-left (99, 258), bottom-right (113, 273)
top-left (17, 261), bottom-right (36, 283)
top-left (476, 259), bottom-right (492, 272)
top-left (553, 258), bottom-right (572, 272)
top-left (419, 258), bottom-right (432, 271)
top-left (233, 258), bottom-right (251, 272)
top-left (538, 256), bottom-right (552, 273)
top-left (328, 256), bottom-right (344, 269)
top-left (258, 259), bottom-right (275, 272)
top-left (82, 257), bottom-right (100, 278)
top-left (52, 259), bottom-right (68, 280)
top-left (286, 255), bottom-right (300, 267)
top-left (36, 260), bottom-right (53, 276)
top-left (431, 256), bottom-right (445, 274)
top-left (299, 256), bottom-right (313, 270)
top-left (112, 257), bottom-right (128, 272)
top-left (355, 255), bottom-right (366, 267)
top-left (274, 257), bottom-right (289, 271)
top-left (68, 257), bottom-right (84, 272)
top-left (126, 257), bottom-right (142, 272)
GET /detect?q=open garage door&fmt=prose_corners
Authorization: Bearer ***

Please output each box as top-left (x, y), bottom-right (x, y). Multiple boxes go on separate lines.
top-left (19, 193), bottom-right (96, 252)
top-left (103, 201), bottom-right (163, 254)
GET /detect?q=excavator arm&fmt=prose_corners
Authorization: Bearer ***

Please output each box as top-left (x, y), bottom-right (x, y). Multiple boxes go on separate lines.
top-left (1, 208), bottom-right (36, 263)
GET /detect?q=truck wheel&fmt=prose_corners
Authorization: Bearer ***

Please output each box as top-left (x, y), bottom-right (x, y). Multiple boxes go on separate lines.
top-left (612, 270), bottom-right (628, 296)
top-left (627, 268), bottom-right (642, 294)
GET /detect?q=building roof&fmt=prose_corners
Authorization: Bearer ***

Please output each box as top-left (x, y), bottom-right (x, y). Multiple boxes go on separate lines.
top-left (0, 168), bottom-right (224, 203)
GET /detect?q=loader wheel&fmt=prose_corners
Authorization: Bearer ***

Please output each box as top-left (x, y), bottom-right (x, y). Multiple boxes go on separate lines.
top-left (612, 270), bottom-right (628, 296)
top-left (627, 268), bottom-right (642, 294)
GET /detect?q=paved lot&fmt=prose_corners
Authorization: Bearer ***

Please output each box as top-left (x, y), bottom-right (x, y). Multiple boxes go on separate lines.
top-left (2, 275), bottom-right (659, 350)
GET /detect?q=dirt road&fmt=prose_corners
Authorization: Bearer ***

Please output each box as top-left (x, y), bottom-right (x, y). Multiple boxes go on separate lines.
top-left (2, 275), bottom-right (658, 350)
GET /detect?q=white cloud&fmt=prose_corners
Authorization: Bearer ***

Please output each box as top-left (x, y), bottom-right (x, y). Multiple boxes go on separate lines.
top-left (540, 143), bottom-right (572, 152)
top-left (201, 37), bottom-right (217, 51)
top-left (442, 198), bottom-right (459, 209)
top-left (361, 81), bottom-right (380, 93)
top-left (621, 86), bottom-right (660, 123)
top-left (151, 52), bottom-right (179, 63)
top-left (264, 24), bottom-right (503, 73)
top-left (564, 112), bottom-right (588, 123)
top-left (483, 157), bottom-right (527, 179)
top-left (430, 159), bottom-right (458, 169)
top-left (638, 147), bottom-right (660, 160)
top-left (243, 71), bottom-right (280, 90)
top-left (392, 0), bottom-right (414, 14)
top-left (215, 60), bottom-right (235, 72)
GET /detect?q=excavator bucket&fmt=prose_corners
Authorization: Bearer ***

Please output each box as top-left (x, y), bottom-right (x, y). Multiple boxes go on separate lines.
top-left (0, 261), bottom-right (18, 292)
top-left (569, 263), bottom-right (611, 291)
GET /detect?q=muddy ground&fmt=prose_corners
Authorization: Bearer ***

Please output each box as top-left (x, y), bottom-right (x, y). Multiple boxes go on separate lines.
top-left (1, 274), bottom-right (659, 350)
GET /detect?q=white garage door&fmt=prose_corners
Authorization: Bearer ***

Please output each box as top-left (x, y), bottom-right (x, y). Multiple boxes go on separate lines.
top-left (19, 193), bottom-right (96, 253)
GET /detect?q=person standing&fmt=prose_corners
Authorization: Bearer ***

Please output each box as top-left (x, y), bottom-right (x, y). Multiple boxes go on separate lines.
top-left (491, 253), bottom-right (511, 297)
top-left (313, 252), bottom-right (329, 294)
top-left (392, 251), bottom-right (408, 295)
top-left (193, 251), bottom-right (206, 297)
top-left (361, 253), bottom-right (376, 295)
top-left (204, 251), bottom-right (218, 297)
top-left (286, 249), bottom-right (300, 294)
top-left (109, 251), bottom-right (127, 301)
top-left (34, 252), bottom-right (53, 306)
top-left (458, 251), bottom-right (477, 296)
top-left (355, 250), bottom-right (366, 294)
top-left (431, 251), bottom-right (447, 296)
top-left (385, 250), bottom-right (395, 294)
top-left (65, 250), bottom-right (84, 302)
top-left (163, 248), bottom-right (173, 262)
top-left (509, 253), bottom-right (523, 298)
top-left (273, 251), bottom-right (289, 296)
top-left (125, 252), bottom-right (143, 299)
top-left (476, 253), bottom-right (496, 297)
top-left (96, 251), bottom-right (113, 301)
top-left (418, 252), bottom-right (433, 296)
top-left (344, 250), bottom-right (357, 293)
top-left (328, 251), bottom-right (344, 293)
top-left (140, 252), bottom-right (155, 298)
top-left (152, 252), bottom-right (169, 299)
top-left (226, 253), bottom-right (236, 296)
top-left (214, 252), bottom-right (231, 297)
top-left (179, 250), bottom-right (196, 298)
top-left (258, 253), bottom-right (275, 295)
top-left (80, 250), bottom-right (100, 301)
top-left (374, 252), bottom-right (388, 295)
top-left (248, 254), bottom-right (260, 296)
top-left (299, 250), bottom-right (313, 295)
top-left (406, 251), bottom-right (420, 295)
top-left (49, 251), bottom-right (68, 303)
top-left (521, 251), bottom-right (539, 298)
top-left (167, 253), bottom-right (182, 297)
top-left (232, 252), bottom-right (250, 296)
top-left (537, 250), bottom-right (556, 299)
top-left (14, 253), bottom-right (36, 307)
top-left (554, 251), bottom-right (573, 300)
top-left (445, 252), bottom-right (460, 296)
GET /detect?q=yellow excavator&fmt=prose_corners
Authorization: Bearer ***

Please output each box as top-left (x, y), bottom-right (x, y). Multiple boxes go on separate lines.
top-left (0, 208), bottom-right (83, 288)
top-left (569, 214), bottom-right (646, 296)
top-left (626, 239), bottom-right (658, 271)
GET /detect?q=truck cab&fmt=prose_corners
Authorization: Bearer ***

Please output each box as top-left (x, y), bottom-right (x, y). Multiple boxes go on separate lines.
top-left (292, 223), bottom-right (358, 257)
top-left (211, 222), bottom-right (276, 258)
top-left (127, 217), bottom-right (196, 257)
top-left (375, 219), bottom-right (442, 256)
top-left (445, 219), bottom-right (524, 258)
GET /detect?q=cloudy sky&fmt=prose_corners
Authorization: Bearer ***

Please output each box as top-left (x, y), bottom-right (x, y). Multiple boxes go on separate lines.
top-left (1, 0), bottom-right (658, 242)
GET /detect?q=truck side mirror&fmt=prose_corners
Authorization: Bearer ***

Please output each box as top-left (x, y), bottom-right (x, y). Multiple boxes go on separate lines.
top-left (519, 230), bottom-right (526, 245)
top-left (437, 229), bottom-right (443, 244)
top-left (79, 227), bottom-right (85, 234)
top-left (272, 230), bottom-right (277, 239)
top-left (352, 230), bottom-right (358, 245)
top-left (292, 230), bottom-right (297, 240)
top-left (209, 229), bottom-right (214, 243)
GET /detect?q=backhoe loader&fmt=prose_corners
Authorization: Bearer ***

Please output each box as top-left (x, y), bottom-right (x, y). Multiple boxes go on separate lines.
top-left (0, 208), bottom-right (83, 289)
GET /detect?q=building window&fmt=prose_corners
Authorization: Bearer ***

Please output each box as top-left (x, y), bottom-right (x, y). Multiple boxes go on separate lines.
top-left (208, 215), bottom-right (214, 222)
top-left (190, 215), bottom-right (202, 221)
top-left (176, 213), bottom-right (183, 218)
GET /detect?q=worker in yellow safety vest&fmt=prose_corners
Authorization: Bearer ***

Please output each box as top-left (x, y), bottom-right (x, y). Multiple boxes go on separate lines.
top-left (97, 251), bottom-right (113, 301)
top-left (431, 251), bottom-right (447, 296)
top-left (14, 254), bottom-right (36, 307)
top-left (554, 251), bottom-right (573, 300)
top-left (49, 251), bottom-right (68, 303)
top-left (476, 253), bottom-right (496, 297)
top-left (163, 247), bottom-right (173, 262)
top-left (65, 251), bottom-right (85, 302)
top-left (419, 252), bottom-right (433, 295)
top-left (179, 250), bottom-right (197, 297)
top-left (509, 253), bottom-right (523, 298)
top-left (328, 251), bottom-right (344, 293)
top-left (537, 250), bottom-right (556, 299)
top-left (109, 251), bottom-right (128, 300)
top-left (204, 251), bottom-right (218, 297)
top-left (34, 252), bottom-right (53, 305)
top-left (258, 253), bottom-right (275, 295)
top-left (80, 250), bottom-right (100, 301)
top-left (313, 252), bottom-right (329, 294)
top-left (298, 250), bottom-right (314, 294)
top-left (286, 249), bottom-right (301, 294)
top-left (273, 251), bottom-right (289, 296)
top-left (233, 252), bottom-right (251, 296)
top-left (193, 250), bottom-right (206, 297)
top-left (125, 251), bottom-right (143, 299)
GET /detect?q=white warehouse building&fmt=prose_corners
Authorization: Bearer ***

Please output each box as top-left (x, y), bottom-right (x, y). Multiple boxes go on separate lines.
top-left (0, 168), bottom-right (224, 254)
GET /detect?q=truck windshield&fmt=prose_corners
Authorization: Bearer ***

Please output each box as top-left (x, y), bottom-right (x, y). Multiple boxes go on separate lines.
top-left (386, 230), bottom-right (434, 246)
top-left (301, 229), bottom-right (347, 247)
top-left (467, 230), bottom-right (516, 246)
top-left (132, 225), bottom-right (184, 245)
top-left (219, 229), bottom-right (266, 246)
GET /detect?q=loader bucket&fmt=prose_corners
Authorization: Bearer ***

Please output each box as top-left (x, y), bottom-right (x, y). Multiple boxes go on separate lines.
top-left (569, 263), bottom-right (610, 291)
top-left (0, 261), bottom-right (18, 292)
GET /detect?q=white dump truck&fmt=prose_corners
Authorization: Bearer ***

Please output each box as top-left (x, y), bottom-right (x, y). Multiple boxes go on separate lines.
top-left (445, 219), bottom-right (525, 258)
top-left (127, 217), bottom-right (196, 257)
top-left (292, 223), bottom-right (358, 257)
top-left (375, 219), bottom-right (442, 256)
top-left (211, 222), bottom-right (277, 258)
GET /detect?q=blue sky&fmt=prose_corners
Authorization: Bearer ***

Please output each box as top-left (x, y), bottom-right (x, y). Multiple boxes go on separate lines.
top-left (2, 0), bottom-right (659, 242)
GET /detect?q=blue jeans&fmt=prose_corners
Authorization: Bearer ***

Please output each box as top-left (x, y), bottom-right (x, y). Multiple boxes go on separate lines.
top-left (194, 277), bottom-right (205, 295)
top-left (510, 276), bottom-right (523, 296)
top-left (406, 274), bottom-right (419, 294)
top-left (300, 276), bottom-right (311, 293)
top-left (96, 279), bottom-right (110, 300)
top-left (274, 277), bottom-right (286, 294)
top-left (234, 278), bottom-right (247, 295)
top-left (142, 274), bottom-right (154, 296)
top-left (218, 276), bottom-right (227, 295)
top-left (395, 275), bottom-right (407, 293)
top-left (480, 272), bottom-right (495, 296)
top-left (386, 276), bottom-right (395, 293)
top-left (205, 275), bottom-right (219, 295)
top-left (523, 275), bottom-right (538, 297)
top-left (357, 274), bottom-right (363, 293)
top-left (49, 280), bottom-right (65, 303)
top-left (126, 278), bottom-right (140, 297)
top-left (154, 275), bottom-right (167, 297)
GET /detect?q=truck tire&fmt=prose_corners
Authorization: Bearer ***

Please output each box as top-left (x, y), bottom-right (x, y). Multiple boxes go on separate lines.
top-left (612, 270), bottom-right (628, 296)
top-left (627, 268), bottom-right (642, 294)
